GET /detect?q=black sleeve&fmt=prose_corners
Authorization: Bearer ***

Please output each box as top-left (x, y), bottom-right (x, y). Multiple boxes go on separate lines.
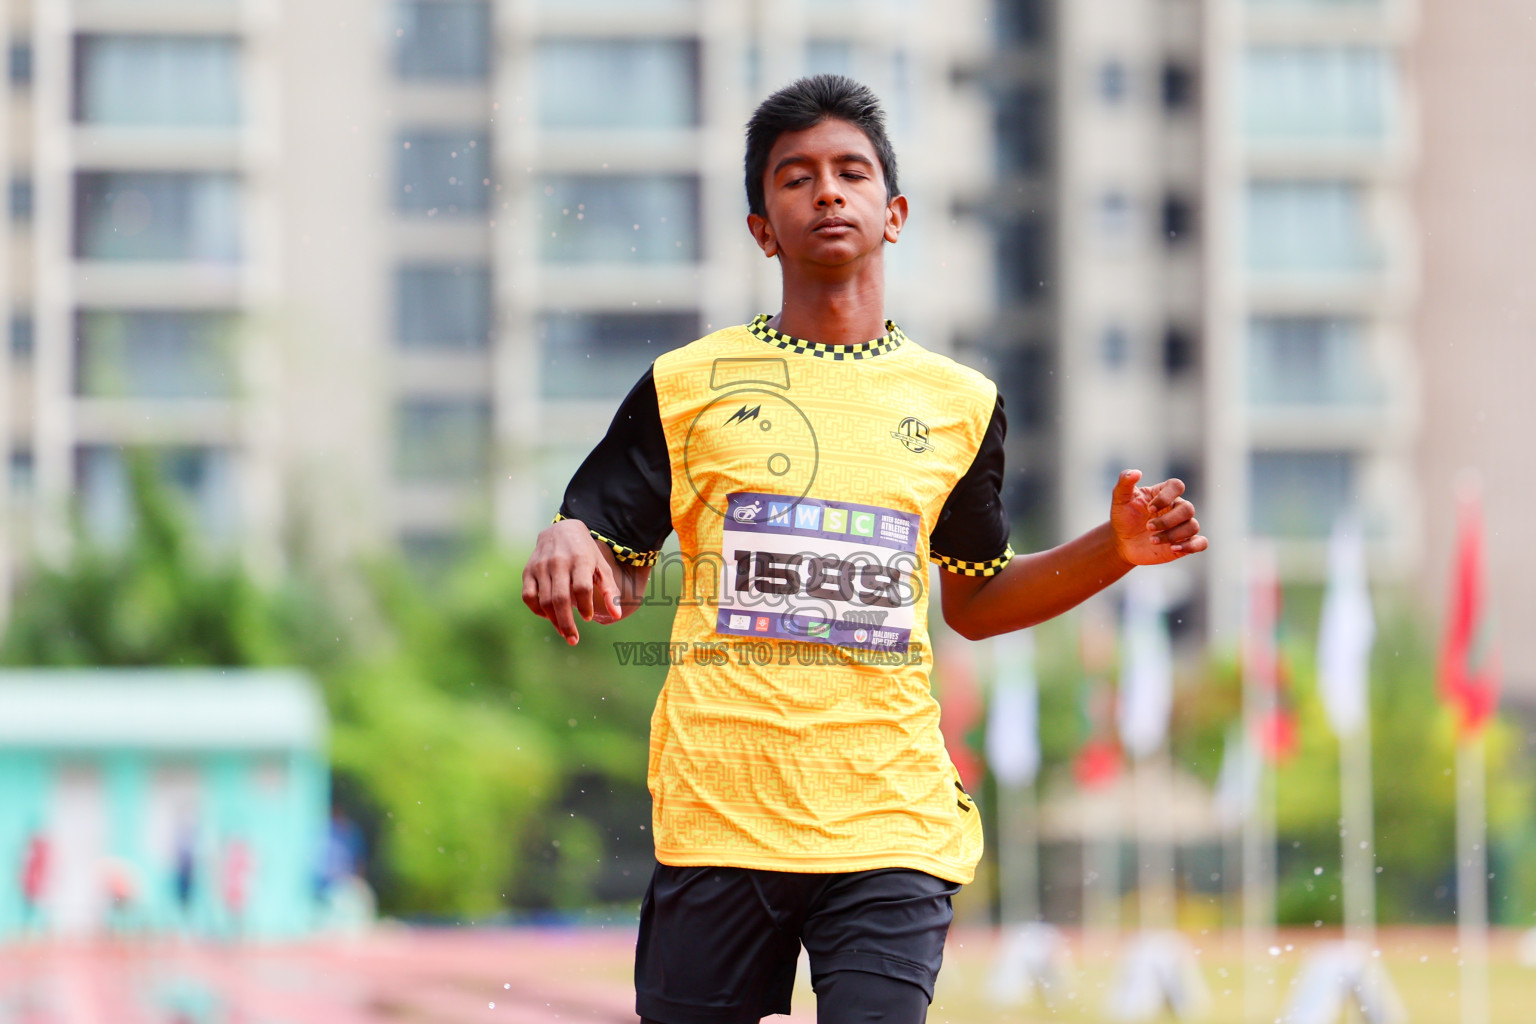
top-left (556, 366), bottom-right (673, 567)
top-left (929, 394), bottom-right (1013, 577)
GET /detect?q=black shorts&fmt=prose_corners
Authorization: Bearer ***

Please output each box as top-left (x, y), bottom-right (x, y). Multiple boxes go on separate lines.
top-left (634, 863), bottom-right (961, 1024)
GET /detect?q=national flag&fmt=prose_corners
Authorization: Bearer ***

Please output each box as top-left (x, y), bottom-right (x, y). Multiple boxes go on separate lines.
top-left (1074, 606), bottom-right (1122, 790)
top-left (1213, 724), bottom-right (1260, 827)
top-left (1074, 735), bottom-right (1122, 790)
top-left (1439, 484), bottom-right (1501, 737)
top-left (1117, 573), bottom-right (1172, 760)
top-left (986, 631), bottom-right (1039, 786)
top-left (1244, 544), bottom-right (1297, 763)
top-left (1317, 518), bottom-right (1374, 737)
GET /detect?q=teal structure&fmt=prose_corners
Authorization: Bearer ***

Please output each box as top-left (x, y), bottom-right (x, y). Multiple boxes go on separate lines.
top-left (0, 669), bottom-right (329, 941)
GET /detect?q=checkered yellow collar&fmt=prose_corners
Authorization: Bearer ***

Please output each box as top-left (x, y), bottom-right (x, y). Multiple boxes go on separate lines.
top-left (747, 314), bottom-right (907, 360)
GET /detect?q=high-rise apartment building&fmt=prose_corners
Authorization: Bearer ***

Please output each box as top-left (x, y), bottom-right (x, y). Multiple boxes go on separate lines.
top-left (5, 0), bottom-right (1438, 660)
top-left (0, 0), bottom-right (998, 602)
top-left (1207, 0), bottom-right (1420, 642)
top-left (998, 0), bottom-right (1421, 645)
top-left (2, 0), bottom-right (288, 616)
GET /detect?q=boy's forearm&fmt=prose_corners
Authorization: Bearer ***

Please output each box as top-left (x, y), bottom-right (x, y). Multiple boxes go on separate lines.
top-left (940, 522), bottom-right (1133, 640)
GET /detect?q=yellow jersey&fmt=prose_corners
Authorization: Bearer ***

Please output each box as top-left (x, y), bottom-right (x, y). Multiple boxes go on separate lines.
top-left (559, 316), bottom-right (1012, 883)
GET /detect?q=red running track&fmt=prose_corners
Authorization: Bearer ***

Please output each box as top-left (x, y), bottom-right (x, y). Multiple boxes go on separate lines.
top-left (0, 927), bottom-right (747, 1024)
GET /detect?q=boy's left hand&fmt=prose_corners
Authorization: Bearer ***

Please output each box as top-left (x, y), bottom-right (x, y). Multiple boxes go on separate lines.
top-left (1110, 470), bottom-right (1208, 566)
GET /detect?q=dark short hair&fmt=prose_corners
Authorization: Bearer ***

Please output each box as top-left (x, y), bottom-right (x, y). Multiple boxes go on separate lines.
top-left (744, 75), bottom-right (899, 218)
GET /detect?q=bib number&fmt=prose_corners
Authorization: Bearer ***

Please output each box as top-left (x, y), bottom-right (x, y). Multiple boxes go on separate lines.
top-left (716, 492), bottom-right (919, 652)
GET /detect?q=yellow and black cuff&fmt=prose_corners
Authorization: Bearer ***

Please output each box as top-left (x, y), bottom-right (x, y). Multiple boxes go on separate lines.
top-left (552, 514), bottom-right (660, 568)
top-left (931, 545), bottom-right (1014, 578)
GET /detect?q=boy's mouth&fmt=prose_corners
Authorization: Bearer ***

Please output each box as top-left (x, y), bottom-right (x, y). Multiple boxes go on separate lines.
top-left (813, 217), bottom-right (854, 234)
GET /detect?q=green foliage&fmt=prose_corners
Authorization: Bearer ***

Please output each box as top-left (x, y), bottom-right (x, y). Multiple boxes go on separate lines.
top-left (0, 457), bottom-right (664, 917)
top-left (0, 456), bottom-right (301, 667)
top-left (1155, 592), bottom-right (1534, 927)
top-left (328, 655), bottom-right (555, 917)
top-left (344, 549), bottom-right (667, 914)
top-left (1266, 597), bottom-right (1532, 925)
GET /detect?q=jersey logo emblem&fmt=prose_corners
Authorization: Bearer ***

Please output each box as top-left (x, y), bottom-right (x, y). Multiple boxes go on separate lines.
top-left (891, 416), bottom-right (934, 453)
top-left (725, 404), bottom-right (761, 425)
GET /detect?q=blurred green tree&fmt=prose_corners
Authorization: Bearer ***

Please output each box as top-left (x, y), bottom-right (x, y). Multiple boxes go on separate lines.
top-left (0, 454), bottom-right (612, 918)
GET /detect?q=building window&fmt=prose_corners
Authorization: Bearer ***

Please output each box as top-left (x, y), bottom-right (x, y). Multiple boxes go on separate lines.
top-left (10, 314), bottom-right (33, 358)
top-left (396, 264), bottom-right (492, 350)
top-left (539, 310), bottom-right (698, 399)
top-left (1161, 194), bottom-right (1196, 245)
top-left (394, 0), bottom-right (490, 81)
top-left (1244, 46), bottom-right (1392, 143)
top-left (9, 42), bottom-right (32, 86)
top-left (539, 175), bottom-right (700, 264)
top-left (1248, 316), bottom-right (1375, 405)
top-left (75, 36), bottom-right (241, 126)
top-left (1161, 62), bottom-right (1196, 112)
top-left (1165, 459), bottom-right (1201, 509)
top-left (1005, 470), bottom-right (1053, 547)
top-left (1098, 60), bottom-right (1128, 104)
top-left (9, 450), bottom-right (33, 500)
top-left (10, 178), bottom-right (32, 221)
top-left (1250, 450), bottom-right (1357, 538)
top-left (537, 39), bottom-right (699, 129)
top-left (395, 398), bottom-right (492, 482)
top-left (76, 445), bottom-right (238, 545)
top-left (997, 0), bottom-right (1050, 45)
top-left (996, 214), bottom-right (1051, 305)
top-left (996, 86), bottom-right (1050, 176)
top-left (1097, 191), bottom-right (1132, 240)
top-left (999, 345), bottom-right (1052, 430)
top-left (75, 172), bottom-right (240, 262)
top-left (1100, 325), bottom-right (1128, 369)
top-left (76, 311), bottom-right (238, 399)
top-left (1163, 325), bottom-right (1197, 377)
top-left (397, 130), bottom-right (490, 215)
top-left (1246, 181), bottom-right (1375, 273)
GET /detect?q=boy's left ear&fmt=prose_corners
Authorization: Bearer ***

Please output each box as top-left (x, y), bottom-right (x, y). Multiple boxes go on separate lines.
top-left (884, 194), bottom-right (909, 244)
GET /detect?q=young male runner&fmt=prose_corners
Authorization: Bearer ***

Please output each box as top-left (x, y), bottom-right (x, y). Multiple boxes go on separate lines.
top-left (522, 75), bottom-right (1207, 1024)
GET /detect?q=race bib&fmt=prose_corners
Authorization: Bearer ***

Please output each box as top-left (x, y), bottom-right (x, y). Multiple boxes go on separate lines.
top-left (716, 491), bottom-right (921, 652)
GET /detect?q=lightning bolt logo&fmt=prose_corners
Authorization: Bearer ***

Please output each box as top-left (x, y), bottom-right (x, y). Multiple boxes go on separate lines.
top-left (725, 404), bottom-right (761, 425)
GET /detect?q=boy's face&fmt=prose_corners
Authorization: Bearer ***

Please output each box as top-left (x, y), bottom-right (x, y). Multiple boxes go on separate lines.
top-left (748, 117), bottom-right (906, 268)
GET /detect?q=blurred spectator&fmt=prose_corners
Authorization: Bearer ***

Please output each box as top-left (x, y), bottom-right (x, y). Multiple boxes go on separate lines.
top-left (19, 831), bottom-right (48, 936)
top-left (222, 838), bottom-right (252, 939)
top-left (103, 856), bottom-right (140, 938)
top-left (174, 820), bottom-right (198, 924)
top-left (317, 809), bottom-right (366, 896)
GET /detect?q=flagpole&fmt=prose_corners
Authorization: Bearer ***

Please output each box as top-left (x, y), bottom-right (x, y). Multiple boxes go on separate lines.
top-left (1117, 575), bottom-right (1175, 940)
top-left (1087, 790), bottom-right (1121, 957)
top-left (1241, 544), bottom-right (1279, 1024)
top-left (1078, 606), bottom-right (1122, 961)
top-left (1339, 715), bottom-right (1376, 947)
top-left (998, 779), bottom-right (1040, 925)
top-left (1456, 734), bottom-right (1489, 1024)
top-left (1135, 750), bottom-right (1176, 932)
top-left (988, 632), bottom-right (1042, 927)
top-left (1242, 743), bottom-right (1275, 1024)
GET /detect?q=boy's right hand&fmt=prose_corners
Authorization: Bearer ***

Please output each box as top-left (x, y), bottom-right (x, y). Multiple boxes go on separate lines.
top-left (521, 518), bottom-right (624, 645)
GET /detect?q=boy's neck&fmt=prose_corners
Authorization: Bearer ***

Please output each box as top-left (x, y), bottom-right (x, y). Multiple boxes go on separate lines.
top-left (769, 262), bottom-right (887, 345)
